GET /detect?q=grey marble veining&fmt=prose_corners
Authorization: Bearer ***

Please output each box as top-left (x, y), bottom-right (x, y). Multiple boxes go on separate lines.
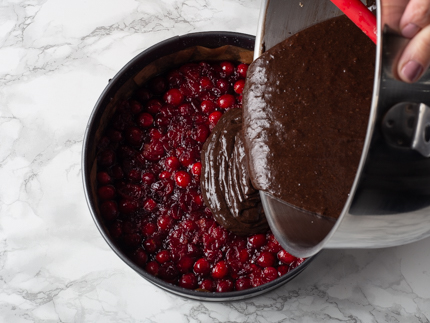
top-left (1, 0), bottom-right (429, 322)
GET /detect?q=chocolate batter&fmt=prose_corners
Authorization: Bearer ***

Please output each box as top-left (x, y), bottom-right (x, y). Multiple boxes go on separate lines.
top-left (200, 108), bottom-right (268, 235)
top-left (243, 15), bottom-right (375, 218)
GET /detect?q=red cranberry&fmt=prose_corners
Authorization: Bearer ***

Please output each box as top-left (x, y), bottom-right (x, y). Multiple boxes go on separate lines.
top-left (177, 256), bottom-right (195, 273)
top-left (159, 171), bottom-right (171, 179)
top-left (233, 278), bottom-right (251, 292)
top-left (239, 249), bottom-right (249, 263)
top-left (109, 221), bottom-right (122, 239)
top-left (134, 248), bottom-right (148, 266)
top-left (151, 179), bottom-right (174, 197)
top-left (129, 100), bottom-right (143, 114)
top-left (97, 171), bottom-right (112, 185)
top-left (118, 199), bottom-right (139, 214)
top-left (142, 222), bottom-right (157, 237)
top-left (98, 149), bottom-right (115, 167)
top-left (200, 279), bottom-right (215, 292)
top-left (237, 63), bottom-right (249, 78)
top-left (145, 261), bottom-right (160, 276)
top-left (216, 79), bottom-right (229, 93)
top-left (262, 267), bottom-right (278, 283)
top-left (199, 76), bottom-right (212, 90)
top-left (208, 111), bottom-right (223, 127)
top-left (159, 261), bottom-right (179, 281)
top-left (220, 61), bottom-right (234, 76)
top-left (137, 112), bottom-right (153, 127)
top-left (278, 249), bottom-right (296, 264)
top-left (156, 250), bottom-right (171, 264)
top-left (216, 279), bottom-right (234, 292)
top-left (142, 142), bottom-right (165, 161)
top-left (191, 162), bottom-right (202, 177)
top-left (175, 171), bottom-right (191, 188)
top-left (141, 172), bottom-right (155, 186)
top-left (144, 237), bottom-right (160, 253)
top-left (157, 215), bottom-right (174, 231)
top-left (98, 185), bottom-right (116, 200)
top-left (135, 88), bottom-right (152, 102)
top-left (125, 126), bottom-right (143, 146)
top-left (147, 99), bottom-right (162, 114)
top-left (193, 258), bottom-right (210, 275)
top-left (248, 234), bottom-right (267, 249)
top-left (212, 260), bottom-right (228, 279)
top-left (256, 251), bottom-right (276, 268)
top-left (100, 200), bottom-right (118, 221)
top-left (164, 88), bottom-right (184, 106)
top-left (233, 79), bottom-right (245, 94)
top-left (200, 100), bottom-right (216, 114)
top-left (217, 94), bottom-right (235, 109)
top-left (165, 156), bottom-right (180, 171)
top-left (143, 198), bottom-right (157, 212)
top-left (179, 273), bottom-right (198, 289)
top-left (277, 265), bottom-right (289, 276)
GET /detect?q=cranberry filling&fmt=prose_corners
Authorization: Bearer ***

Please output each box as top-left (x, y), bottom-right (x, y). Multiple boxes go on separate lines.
top-left (96, 60), bottom-right (305, 292)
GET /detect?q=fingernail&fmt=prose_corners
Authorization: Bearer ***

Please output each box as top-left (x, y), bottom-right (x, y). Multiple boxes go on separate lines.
top-left (402, 23), bottom-right (420, 38)
top-left (401, 60), bottom-right (423, 83)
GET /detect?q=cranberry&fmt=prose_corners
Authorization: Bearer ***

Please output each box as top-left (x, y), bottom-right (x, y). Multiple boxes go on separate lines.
top-left (233, 79), bottom-right (245, 94)
top-left (200, 279), bottom-right (215, 292)
top-left (134, 248), bottom-right (148, 266)
top-left (177, 256), bottom-right (194, 273)
top-left (159, 171), bottom-right (171, 179)
top-left (193, 258), bottom-right (210, 275)
top-left (278, 249), bottom-right (296, 264)
top-left (216, 79), bottom-right (230, 93)
top-left (248, 234), bottom-right (267, 249)
top-left (179, 273), bottom-right (198, 289)
top-left (98, 185), bottom-right (116, 200)
top-left (216, 279), bottom-right (234, 292)
top-left (143, 198), bottom-right (157, 212)
top-left (175, 171), bottom-right (191, 188)
top-left (157, 215), bottom-right (174, 231)
top-left (135, 88), bottom-right (152, 102)
top-left (165, 156), bottom-right (180, 171)
top-left (129, 100), bottom-right (143, 114)
top-left (234, 278), bottom-right (251, 292)
top-left (256, 251), bottom-right (276, 268)
top-left (100, 200), bottom-right (118, 221)
top-left (191, 162), bottom-right (202, 177)
top-left (145, 261), bottom-right (160, 276)
top-left (125, 126), bottom-right (143, 146)
top-left (217, 94), bottom-right (235, 109)
top-left (144, 238), bottom-right (160, 253)
top-left (208, 111), bottom-right (223, 127)
top-left (97, 171), bottom-right (112, 185)
top-left (164, 88), bottom-right (184, 106)
top-left (199, 76), bottom-right (212, 90)
top-left (141, 172), bottom-right (155, 186)
top-left (212, 260), bottom-right (228, 279)
top-left (147, 99), bottom-right (162, 114)
top-left (278, 265), bottom-right (289, 276)
top-left (200, 100), bottom-right (216, 114)
top-left (137, 112), bottom-right (153, 127)
top-left (118, 199), bottom-right (139, 214)
top-left (220, 61), bottom-right (234, 76)
top-left (98, 149), bottom-right (115, 167)
top-left (237, 63), bottom-right (249, 78)
top-left (156, 250), bottom-right (171, 264)
top-left (179, 103), bottom-right (193, 116)
top-left (142, 222), bottom-right (157, 237)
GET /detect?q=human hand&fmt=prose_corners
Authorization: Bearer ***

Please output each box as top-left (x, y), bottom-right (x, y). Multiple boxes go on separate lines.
top-left (381, 0), bottom-right (430, 83)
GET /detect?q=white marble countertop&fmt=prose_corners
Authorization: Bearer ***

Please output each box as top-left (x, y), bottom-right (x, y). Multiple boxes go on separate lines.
top-left (1, 0), bottom-right (430, 322)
